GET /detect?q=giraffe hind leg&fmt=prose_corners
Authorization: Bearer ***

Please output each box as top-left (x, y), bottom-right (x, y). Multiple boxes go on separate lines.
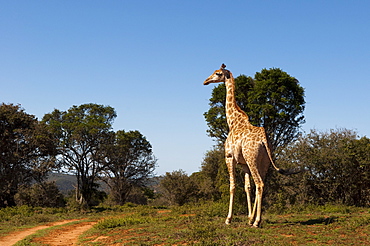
top-left (249, 188), bottom-right (258, 225)
top-left (244, 149), bottom-right (265, 227)
top-left (242, 165), bottom-right (253, 222)
top-left (252, 182), bottom-right (264, 227)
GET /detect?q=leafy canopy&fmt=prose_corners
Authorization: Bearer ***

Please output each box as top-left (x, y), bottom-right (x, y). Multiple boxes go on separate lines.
top-left (102, 130), bottom-right (157, 205)
top-left (0, 103), bottom-right (57, 207)
top-left (269, 129), bottom-right (370, 207)
top-left (42, 103), bottom-right (117, 207)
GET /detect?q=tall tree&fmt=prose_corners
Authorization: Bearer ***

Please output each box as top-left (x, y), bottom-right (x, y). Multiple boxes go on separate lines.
top-left (0, 103), bottom-right (57, 207)
top-left (204, 68), bottom-right (305, 150)
top-left (101, 130), bottom-right (157, 205)
top-left (43, 103), bottom-right (116, 207)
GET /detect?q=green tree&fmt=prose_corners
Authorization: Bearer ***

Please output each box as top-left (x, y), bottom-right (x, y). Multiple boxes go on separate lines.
top-left (43, 103), bottom-right (116, 207)
top-left (193, 146), bottom-right (231, 201)
top-left (0, 103), bottom-right (57, 207)
top-left (204, 68), bottom-right (305, 150)
top-left (101, 130), bottom-right (157, 205)
top-left (14, 181), bottom-right (65, 207)
top-left (345, 136), bottom-right (370, 206)
top-left (159, 170), bottom-right (198, 206)
top-left (269, 129), bottom-right (370, 207)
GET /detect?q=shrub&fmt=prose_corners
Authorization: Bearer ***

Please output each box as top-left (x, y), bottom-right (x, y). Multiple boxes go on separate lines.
top-left (159, 170), bottom-right (198, 206)
top-left (14, 181), bottom-right (65, 208)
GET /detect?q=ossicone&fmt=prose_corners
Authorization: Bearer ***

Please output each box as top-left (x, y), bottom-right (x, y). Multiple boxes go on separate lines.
top-left (220, 63), bottom-right (230, 79)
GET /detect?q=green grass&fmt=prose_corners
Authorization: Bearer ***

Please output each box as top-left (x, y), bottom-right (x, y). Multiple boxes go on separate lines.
top-left (0, 205), bottom-right (99, 236)
top-left (1, 203), bottom-right (369, 245)
top-left (82, 203), bottom-right (370, 245)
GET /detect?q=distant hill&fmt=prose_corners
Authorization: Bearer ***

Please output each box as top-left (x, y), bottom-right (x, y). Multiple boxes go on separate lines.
top-left (47, 173), bottom-right (77, 195)
top-left (47, 172), bottom-right (158, 196)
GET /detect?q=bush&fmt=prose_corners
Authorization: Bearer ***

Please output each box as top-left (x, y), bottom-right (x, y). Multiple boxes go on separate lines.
top-left (0, 205), bottom-right (35, 222)
top-left (14, 182), bottom-right (65, 208)
top-left (159, 170), bottom-right (198, 206)
top-left (268, 129), bottom-right (370, 207)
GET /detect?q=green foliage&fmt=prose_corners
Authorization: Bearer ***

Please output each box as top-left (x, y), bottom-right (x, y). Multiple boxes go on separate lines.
top-left (194, 147), bottom-right (224, 201)
top-left (267, 129), bottom-right (370, 208)
top-left (101, 130), bottom-right (157, 205)
top-left (42, 103), bottom-right (117, 207)
top-left (0, 205), bottom-right (70, 230)
top-left (0, 205), bottom-right (35, 222)
top-left (204, 68), bottom-right (305, 150)
top-left (14, 181), bottom-right (65, 207)
top-left (159, 170), bottom-right (198, 206)
top-left (64, 193), bottom-right (85, 212)
top-left (0, 103), bottom-right (57, 207)
top-left (252, 68), bottom-right (305, 150)
top-left (197, 128), bottom-right (369, 212)
top-left (1, 102), bottom-right (157, 209)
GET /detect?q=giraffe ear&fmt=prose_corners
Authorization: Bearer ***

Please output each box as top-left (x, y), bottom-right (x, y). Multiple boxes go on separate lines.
top-left (224, 70), bottom-right (230, 79)
top-left (220, 64), bottom-right (230, 79)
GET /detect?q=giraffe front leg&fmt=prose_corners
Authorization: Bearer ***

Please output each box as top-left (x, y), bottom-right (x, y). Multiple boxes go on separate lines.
top-left (225, 156), bottom-right (236, 225)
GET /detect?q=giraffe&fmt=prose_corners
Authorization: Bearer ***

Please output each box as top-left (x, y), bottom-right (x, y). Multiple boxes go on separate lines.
top-left (204, 64), bottom-right (289, 227)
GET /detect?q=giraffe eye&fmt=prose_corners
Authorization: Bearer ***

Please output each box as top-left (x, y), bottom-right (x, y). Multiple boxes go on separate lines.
top-left (216, 73), bottom-right (222, 77)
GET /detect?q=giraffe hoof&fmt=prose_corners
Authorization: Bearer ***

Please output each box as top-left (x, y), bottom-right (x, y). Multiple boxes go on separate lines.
top-left (225, 218), bottom-right (232, 225)
top-left (251, 221), bottom-right (261, 228)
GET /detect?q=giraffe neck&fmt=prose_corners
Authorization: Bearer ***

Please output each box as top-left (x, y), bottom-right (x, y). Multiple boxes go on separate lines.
top-left (225, 74), bottom-right (251, 128)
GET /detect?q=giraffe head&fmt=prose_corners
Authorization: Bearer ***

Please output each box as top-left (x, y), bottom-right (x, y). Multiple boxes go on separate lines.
top-left (204, 64), bottom-right (231, 85)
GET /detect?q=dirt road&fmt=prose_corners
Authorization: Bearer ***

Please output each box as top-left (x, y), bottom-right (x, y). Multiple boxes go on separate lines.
top-left (34, 221), bottom-right (97, 246)
top-left (0, 219), bottom-right (96, 246)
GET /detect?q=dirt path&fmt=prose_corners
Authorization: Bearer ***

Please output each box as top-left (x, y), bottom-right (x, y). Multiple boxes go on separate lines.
top-left (0, 219), bottom-right (80, 246)
top-left (35, 221), bottom-right (97, 246)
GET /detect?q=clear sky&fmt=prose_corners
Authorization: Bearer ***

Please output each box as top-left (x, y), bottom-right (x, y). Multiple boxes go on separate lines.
top-left (1, 1), bottom-right (370, 175)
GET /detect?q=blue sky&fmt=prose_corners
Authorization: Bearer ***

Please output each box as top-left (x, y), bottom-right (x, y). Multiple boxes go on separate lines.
top-left (1, 1), bottom-right (370, 175)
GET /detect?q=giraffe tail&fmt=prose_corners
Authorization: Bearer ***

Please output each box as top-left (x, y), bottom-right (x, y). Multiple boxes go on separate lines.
top-left (277, 167), bottom-right (303, 175)
top-left (262, 140), bottom-right (303, 176)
